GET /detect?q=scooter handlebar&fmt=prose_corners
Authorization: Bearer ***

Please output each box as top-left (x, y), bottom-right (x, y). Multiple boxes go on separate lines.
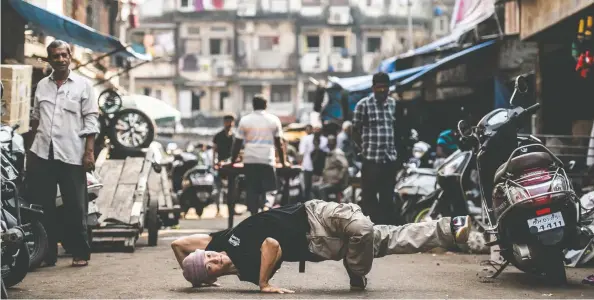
top-left (523, 103), bottom-right (541, 116)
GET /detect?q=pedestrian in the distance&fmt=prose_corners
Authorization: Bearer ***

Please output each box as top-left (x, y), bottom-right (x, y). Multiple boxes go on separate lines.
top-left (312, 135), bottom-right (349, 201)
top-left (298, 123), bottom-right (328, 200)
top-left (352, 72), bottom-right (401, 225)
top-left (212, 114), bottom-right (239, 217)
top-left (27, 40), bottom-right (99, 267)
top-left (227, 95), bottom-right (288, 215)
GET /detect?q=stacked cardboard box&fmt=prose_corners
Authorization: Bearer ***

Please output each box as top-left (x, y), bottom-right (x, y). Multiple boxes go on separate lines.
top-left (1, 65), bottom-right (32, 134)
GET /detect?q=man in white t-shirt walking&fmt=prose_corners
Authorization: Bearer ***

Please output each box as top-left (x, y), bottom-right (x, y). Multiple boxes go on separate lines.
top-left (299, 123), bottom-right (328, 200)
top-left (229, 95), bottom-right (287, 215)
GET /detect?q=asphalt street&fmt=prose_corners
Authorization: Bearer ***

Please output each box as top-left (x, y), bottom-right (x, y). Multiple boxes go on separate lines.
top-left (7, 205), bottom-right (594, 299)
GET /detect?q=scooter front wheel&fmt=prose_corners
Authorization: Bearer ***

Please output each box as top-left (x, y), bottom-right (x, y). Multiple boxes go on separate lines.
top-left (1, 243), bottom-right (30, 288)
top-left (26, 220), bottom-right (48, 270)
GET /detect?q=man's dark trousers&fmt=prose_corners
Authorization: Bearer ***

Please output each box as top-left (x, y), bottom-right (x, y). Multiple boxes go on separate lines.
top-left (303, 170), bottom-right (313, 201)
top-left (243, 163), bottom-right (277, 215)
top-left (360, 159), bottom-right (400, 225)
top-left (27, 153), bottom-right (90, 262)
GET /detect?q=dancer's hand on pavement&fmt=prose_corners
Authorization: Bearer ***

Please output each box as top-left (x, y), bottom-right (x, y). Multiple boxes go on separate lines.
top-left (260, 284), bottom-right (295, 294)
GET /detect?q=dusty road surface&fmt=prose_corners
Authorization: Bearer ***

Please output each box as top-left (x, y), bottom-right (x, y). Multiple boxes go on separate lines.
top-left (7, 205), bottom-right (594, 299)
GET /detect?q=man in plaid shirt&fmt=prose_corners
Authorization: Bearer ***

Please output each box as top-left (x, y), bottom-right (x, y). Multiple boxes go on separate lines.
top-left (352, 72), bottom-right (403, 225)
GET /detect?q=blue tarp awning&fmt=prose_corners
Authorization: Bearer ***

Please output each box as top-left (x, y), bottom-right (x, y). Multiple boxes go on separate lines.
top-left (328, 66), bottom-right (428, 93)
top-left (10, 0), bottom-right (151, 61)
top-left (377, 34), bottom-right (461, 73)
top-left (395, 39), bottom-right (497, 91)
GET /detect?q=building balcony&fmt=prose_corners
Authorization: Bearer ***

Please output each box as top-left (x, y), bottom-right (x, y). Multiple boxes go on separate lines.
top-left (178, 55), bottom-right (234, 81)
top-left (300, 52), bottom-right (353, 74)
top-left (236, 52), bottom-right (298, 70)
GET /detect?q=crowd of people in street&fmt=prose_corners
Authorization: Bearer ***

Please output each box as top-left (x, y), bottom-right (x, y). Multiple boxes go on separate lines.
top-left (13, 40), bottom-right (594, 296)
top-left (23, 41), bottom-right (462, 271)
top-left (199, 71), bottom-right (464, 225)
top-left (170, 72), bottom-right (477, 293)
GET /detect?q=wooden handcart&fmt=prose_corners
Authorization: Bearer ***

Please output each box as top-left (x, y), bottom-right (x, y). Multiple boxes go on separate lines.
top-left (91, 142), bottom-right (180, 252)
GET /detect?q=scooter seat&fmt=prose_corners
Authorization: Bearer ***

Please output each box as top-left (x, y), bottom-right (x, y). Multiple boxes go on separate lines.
top-left (494, 152), bottom-right (554, 183)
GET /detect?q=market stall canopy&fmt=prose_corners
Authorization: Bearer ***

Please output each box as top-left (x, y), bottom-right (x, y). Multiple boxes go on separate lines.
top-left (395, 39), bottom-right (497, 91)
top-left (377, 0), bottom-right (496, 73)
top-left (121, 95), bottom-right (181, 125)
top-left (328, 66), bottom-right (428, 93)
top-left (9, 0), bottom-right (151, 61)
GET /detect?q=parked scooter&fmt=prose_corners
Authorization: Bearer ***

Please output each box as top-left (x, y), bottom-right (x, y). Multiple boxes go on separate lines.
top-left (169, 148), bottom-right (199, 195)
top-left (405, 148), bottom-right (488, 252)
top-left (1, 124), bottom-right (48, 270)
top-left (456, 75), bottom-right (591, 284)
top-left (1, 152), bottom-right (30, 290)
top-left (180, 163), bottom-right (216, 217)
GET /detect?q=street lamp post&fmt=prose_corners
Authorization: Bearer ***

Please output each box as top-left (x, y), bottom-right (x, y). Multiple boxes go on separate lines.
top-left (407, 0), bottom-right (414, 51)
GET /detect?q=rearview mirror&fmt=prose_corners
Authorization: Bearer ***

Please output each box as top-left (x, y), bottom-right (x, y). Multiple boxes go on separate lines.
top-left (457, 120), bottom-right (472, 137)
top-left (515, 75), bottom-right (529, 94)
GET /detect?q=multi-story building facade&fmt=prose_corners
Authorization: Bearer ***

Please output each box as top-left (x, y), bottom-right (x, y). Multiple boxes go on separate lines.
top-left (130, 0), bottom-right (454, 122)
top-left (235, 0), bottom-right (299, 122)
top-left (299, 0), bottom-right (435, 113)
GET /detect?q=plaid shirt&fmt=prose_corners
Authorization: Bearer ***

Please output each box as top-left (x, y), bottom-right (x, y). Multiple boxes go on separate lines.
top-left (352, 95), bottom-right (398, 162)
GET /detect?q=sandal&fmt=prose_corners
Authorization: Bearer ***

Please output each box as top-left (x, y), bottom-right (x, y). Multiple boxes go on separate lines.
top-left (72, 259), bottom-right (88, 267)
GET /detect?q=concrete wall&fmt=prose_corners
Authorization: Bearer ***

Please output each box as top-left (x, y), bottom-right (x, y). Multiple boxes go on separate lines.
top-left (237, 21), bottom-right (296, 70)
top-left (134, 82), bottom-right (178, 107)
top-left (360, 27), bottom-right (428, 73)
top-left (178, 22), bottom-right (235, 82)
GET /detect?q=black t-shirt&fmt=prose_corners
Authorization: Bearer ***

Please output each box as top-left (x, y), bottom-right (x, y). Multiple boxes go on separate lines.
top-left (206, 203), bottom-right (310, 285)
top-left (213, 129), bottom-right (234, 162)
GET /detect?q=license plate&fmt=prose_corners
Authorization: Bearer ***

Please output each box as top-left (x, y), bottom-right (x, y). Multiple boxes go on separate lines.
top-left (289, 189), bottom-right (300, 196)
top-left (527, 211), bottom-right (565, 233)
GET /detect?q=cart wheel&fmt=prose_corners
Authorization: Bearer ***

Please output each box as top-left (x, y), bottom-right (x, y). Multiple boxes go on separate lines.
top-left (146, 197), bottom-right (160, 246)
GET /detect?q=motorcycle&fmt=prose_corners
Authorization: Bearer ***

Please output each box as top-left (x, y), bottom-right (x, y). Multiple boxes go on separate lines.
top-left (1, 151), bottom-right (30, 291)
top-left (95, 89), bottom-right (156, 156)
top-left (456, 75), bottom-right (591, 284)
top-left (169, 149), bottom-right (199, 196)
top-left (1, 124), bottom-right (48, 270)
top-left (180, 164), bottom-right (216, 217)
top-left (55, 171), bottom-right (103, 253)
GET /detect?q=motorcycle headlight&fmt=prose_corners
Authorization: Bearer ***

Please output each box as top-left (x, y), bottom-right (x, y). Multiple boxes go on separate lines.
top-left (413, 151), bottom-right (424, 159)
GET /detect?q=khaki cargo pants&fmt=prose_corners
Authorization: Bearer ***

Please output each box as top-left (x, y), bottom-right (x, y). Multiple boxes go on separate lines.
top-left (304, 200), bottom-right (455, 276)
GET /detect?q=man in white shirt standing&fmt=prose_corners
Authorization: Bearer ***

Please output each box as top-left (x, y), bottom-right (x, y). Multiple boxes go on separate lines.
top-left (27, 40), bottom-right (99, 267)
top-left (228, 95), bottom-right (287, 215)
top-left (298, 123), bottom-right (328, 201)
